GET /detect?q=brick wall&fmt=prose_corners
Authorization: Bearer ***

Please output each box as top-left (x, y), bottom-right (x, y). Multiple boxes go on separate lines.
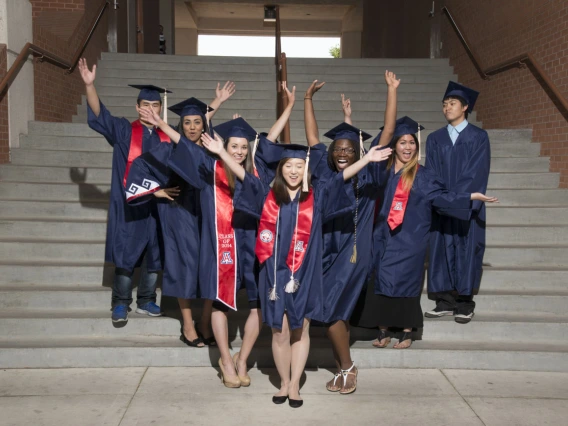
top-left (0, 44), bottom-right (9, 163)
top-left (441, 0), bottom-right (568, 187)
top-left (31, 0), bottom-right (108, 123)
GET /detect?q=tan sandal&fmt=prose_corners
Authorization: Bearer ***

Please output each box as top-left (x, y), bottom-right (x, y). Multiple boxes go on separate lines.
top-left (218, 357), bottom-right (240, 388)
top-left (232, 352), bottom-right (251, 387)
top-left (326, 372), bottom-right (342, 392)
top-left (339, 363), bottom-right (358, 395)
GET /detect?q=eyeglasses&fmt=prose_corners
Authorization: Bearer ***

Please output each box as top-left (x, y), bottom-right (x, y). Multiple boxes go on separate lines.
top-left (332, 147), bottom-right (355, 154)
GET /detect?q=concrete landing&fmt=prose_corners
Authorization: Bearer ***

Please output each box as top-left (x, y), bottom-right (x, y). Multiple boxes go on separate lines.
top-left (0, 367), bottom-right (566, 425)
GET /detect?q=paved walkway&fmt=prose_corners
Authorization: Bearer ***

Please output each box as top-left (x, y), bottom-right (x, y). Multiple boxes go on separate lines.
top-left (0, 367), bottom-right (567, 425)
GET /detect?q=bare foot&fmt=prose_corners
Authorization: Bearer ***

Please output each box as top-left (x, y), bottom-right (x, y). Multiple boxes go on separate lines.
top-left (288, 383), bottom-right (302, 401)
top-left (393, 338), bottom-right (412, 349)
top-left (235, 353), bottom-right (247, 377)
top-left (274, 384), bottom-right (289, 398)
top-left (183, 325), bottom-right (204, 347)
top-left (340, 365), bottom-right (358, 394)
top-left (221, 357), bottom-right (237, 377)
top-left (372, 337), bottom-right (391, 348)
top-left (326, 372), bottom-right (342, 392)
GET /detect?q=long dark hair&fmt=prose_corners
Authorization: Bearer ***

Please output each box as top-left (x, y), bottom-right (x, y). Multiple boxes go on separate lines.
top-left (272, 158), bottom-right (312, 205)
top-left (223, 137), bottom-right (255, 196)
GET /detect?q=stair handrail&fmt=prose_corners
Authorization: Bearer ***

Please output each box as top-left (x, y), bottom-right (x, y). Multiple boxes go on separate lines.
top-left (274, 5), bottom-right (291, 143)
top-left (442, 6), bottom-right (568, 118)
top-left (0, 0), bottom-right (110, 99)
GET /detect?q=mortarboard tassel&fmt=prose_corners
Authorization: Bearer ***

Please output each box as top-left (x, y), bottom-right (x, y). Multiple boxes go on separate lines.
top-left (302, 147), bottom-right (310, 193)
top-left (251, 133), bottom-right (259, 170)
top-left (206, 105), bottom-right (211, 136)
top-left (418, 123), bottom-right (421, 161)
top-left (163, 88), bottom-right (168, 122)
top-left (359, 129), bottom-right (365, 158)
top-left (350, 244), bottom-right (357, 263)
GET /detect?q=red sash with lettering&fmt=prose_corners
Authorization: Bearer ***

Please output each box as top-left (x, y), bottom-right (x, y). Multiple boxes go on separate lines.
top-left (387, 165), bottom-right (418, 230)
top-left (123, 120), bottom-right (170, 187)
top-left (214, 161), bottom-right (238, 310)
top-left (255, 189), bottom-right (314, 274)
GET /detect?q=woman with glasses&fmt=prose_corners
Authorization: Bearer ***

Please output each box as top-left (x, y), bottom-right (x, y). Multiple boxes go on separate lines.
top-left (302, 71), bottom-right (400, 394)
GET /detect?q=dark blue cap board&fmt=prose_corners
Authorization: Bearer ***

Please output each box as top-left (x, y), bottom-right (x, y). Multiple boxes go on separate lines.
top-left (129, 85), bottom-right (172, 102)
top-left (392, 116), bottom-right (425, 138)
top-left (214, 117), bottom-right (257, 142)
top-left (280, 144), bottom-right (309, 160)
top-left (168, 97), bottom-right (213, 118)
top-left (323, 122), bottom-right (372, 143)
top-left (443, 81), bottom-right (479, 112)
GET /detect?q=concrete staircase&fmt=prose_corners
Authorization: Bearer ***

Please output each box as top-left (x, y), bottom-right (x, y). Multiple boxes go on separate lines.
top-left (1, 53), bottom-right (567, 370)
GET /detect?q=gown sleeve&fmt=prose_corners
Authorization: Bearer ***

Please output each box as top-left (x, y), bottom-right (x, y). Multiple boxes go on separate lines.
top-left (233, 172), bottom-right (270, 220)
top-left (254, 135), bottom-right (281, 186)
top-left (308, 143), bottom-right (333, 187)
top-left (317, 171), bottom-right (356, 223)
top-left (416, 167), bottom-right (472, 218)
top-left (424, 132), bottom-right (440, 172)
top-left (125, 143), bottom-right (173, 205)
top-left (167, 135), bottom-right (215, 190)
top-left (87, 100), bottom-right (131, 148)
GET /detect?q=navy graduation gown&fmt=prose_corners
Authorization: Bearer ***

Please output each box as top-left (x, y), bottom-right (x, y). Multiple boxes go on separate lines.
top-left (425, 124), bottom-right (491, 295)
top-left (125, 142), bottom-right (201, 300)
top-left (87, 101), bottom-right (162, 272)
top-left (310, 146), bottom-right (382, 324)
top-left (373, 164), bottom-right (471, 298)
top-left (233, 172), bottom-right (354, 330)
top-left (167, 135), bottom-right (261, 306)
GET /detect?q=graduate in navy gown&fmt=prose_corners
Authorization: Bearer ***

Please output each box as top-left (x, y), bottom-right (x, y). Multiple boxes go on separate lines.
top-left (205, 123), bottom-right (392, 407)
top-left (425, 82), bottom-right (491, 324)
top-left (138, 85), bottom-right (297, 388)
top-left (302, 71), bottom-right (399, 394)
top-left (357, 117), bottom-right (497, 349)
top-left (125, 94), bottom-right (234, 348)
top-left (78, 58), bottom-right (176, 323)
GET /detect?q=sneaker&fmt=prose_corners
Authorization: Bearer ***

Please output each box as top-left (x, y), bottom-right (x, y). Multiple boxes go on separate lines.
top-left (136, 302), bottom-right (163, 317)
top-left (112, 305), bottom-right (129, 323)
top-left (455, 312), bottom-right (474, 324)
top-left (424, 306), bottom-right (454, 318)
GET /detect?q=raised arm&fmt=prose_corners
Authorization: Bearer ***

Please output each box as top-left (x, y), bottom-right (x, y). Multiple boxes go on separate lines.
top-left (79, 58), bottom-right (100, 117)
top-left (207, 81), bottom-right (236, 121)
top-left (374, 70), bottom-right (400, 147)
top-left (139, 108), bottom-right (181, 143)
top-left (266, 82), bottom-right (296, 143)
top-left (201, 132), bottom-right (246, 181)
top-left (342, 145), bottom-right (392, 181)
top-left (303, 80), bottom-right (325, 147)
top-left (341, 94), bottom-right (352, 125)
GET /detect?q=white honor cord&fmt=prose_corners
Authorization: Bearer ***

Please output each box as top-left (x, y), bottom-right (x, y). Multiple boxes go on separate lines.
top-left (284, 201), bottom-right (300, 293)
top-left (269, 209), bottom-right (281, 301)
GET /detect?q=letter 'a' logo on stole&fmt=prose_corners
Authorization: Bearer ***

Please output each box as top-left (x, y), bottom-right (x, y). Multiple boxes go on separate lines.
top-left (393, 201), bottom-right (403, 211)
top-left (220, 251), bottom-right (234, 264)
top-left (294, 241), bottom-right (305, 252)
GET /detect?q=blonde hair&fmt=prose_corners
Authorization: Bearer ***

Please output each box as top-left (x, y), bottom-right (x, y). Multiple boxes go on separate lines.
top-left (387, 134), bottom-right (419, 191)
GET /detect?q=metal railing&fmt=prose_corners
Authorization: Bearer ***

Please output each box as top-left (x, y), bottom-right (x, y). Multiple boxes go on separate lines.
top-left (0, 0), bottom-right (110, 98)
top-left (442, 6), bottom-right (568, 118)
top-left (274, 5), bottom-right (291, 143)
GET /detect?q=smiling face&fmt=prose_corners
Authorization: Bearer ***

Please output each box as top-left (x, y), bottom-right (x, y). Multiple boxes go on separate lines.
top-left (331, 139), bottom-right (357, 171)
top-left (136, 100), bottom-right (162, 126)
top-left (225, 137), bottom-right (248, 165)
top-left (182, 115), bottom-right (205, 143)
top-left (394, 134), bottom-right (417, 165)
top-left (282, 158), bottom-right (306, 190)
top-left (443, 96), bottom-right (468, 126)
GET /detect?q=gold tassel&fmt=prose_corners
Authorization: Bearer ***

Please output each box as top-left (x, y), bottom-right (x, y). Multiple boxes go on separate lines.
top-left (302, 147), bottom-right (310, 192)
top-left (359, 129), bottom-right (365, 158)
top-left (252, 133), bottom-right (259, 170)
top-left (418, 123), bottom-right (421, 161)
top-left (163, 88), bottom-right (168, 122)
top-left (350, 244), bottom-right (357, 263)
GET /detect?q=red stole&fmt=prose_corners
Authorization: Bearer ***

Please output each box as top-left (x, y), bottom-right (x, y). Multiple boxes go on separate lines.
top-left (214, 161), bottom-right (238, 310)
top-left (255, 189), bottom-right (314, 274)
top-left (387, 165), bottom-right (418, 230)
top-left (123, 120), bottom-right (170, 187)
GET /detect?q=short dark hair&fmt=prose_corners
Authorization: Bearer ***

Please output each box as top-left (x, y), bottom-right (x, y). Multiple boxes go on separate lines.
top-left (272, 158), bottom-right (312, 205)
top-left (327, 138), bottom-right (360, 172)
top-left (443, 95), bottom-right (469, 119)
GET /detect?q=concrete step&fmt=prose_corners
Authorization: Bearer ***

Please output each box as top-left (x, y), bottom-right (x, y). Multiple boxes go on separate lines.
top-left (487, 189), bottom-right (568, 205)
top-left (27, 121), bottom-right (100, 138)
top-left (0, 220), bottom-right (107, 240)
top-left (487, 173), bottom-right (559, 189)
top-left (0, 200), bottom-right (108, 220)
top-left (1, 336), bottom-right (566, 370)
top-left (0, 241), bottom-right (105, 262)
top-left (484, 246), bottom-right (568, 268)
top-left (19, 134), bottom-right (111, 152)
top-left (487, 225), bottom-right (568, 245)
top-left (0, 182), bottom-right (109, 202)
top-left (486, 207), bottom-right (568, 224)
top-left (10, 149), bottom-right (113, 167)
top-left (0, 164), bottom-right (112, 184)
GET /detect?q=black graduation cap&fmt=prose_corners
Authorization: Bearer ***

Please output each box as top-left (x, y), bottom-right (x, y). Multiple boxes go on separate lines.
top-left (280, 143), bottom-right (309, 160)
top-left (129, 84), bottom-right (172, 102)
top-left (323, 122), bottom-right (372, 143)
top-left (214, 118), bottom-right (257, 141)
top-left (443, 81), bottom-right (479, 112)
top-left (391, 116), bottom-right (425, 138)
top-left (168, 97), bottom-right (213, 118)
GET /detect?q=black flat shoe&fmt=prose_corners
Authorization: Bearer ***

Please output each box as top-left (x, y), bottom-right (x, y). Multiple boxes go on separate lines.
top-left (272, 395), bottom-right (288, 405)
top-left (196, 323), bottom-right (217, 346)
top-left (180, 327), bottom-right (204, 348)
top-left (288, 398), bottom-right (303, 408)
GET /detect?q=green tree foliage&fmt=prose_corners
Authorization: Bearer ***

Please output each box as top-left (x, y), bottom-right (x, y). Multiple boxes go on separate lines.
top-left (329, 44), bottom-right (340, 58)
